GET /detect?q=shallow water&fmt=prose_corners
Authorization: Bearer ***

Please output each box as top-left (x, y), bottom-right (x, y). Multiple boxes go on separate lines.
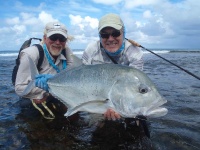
top-left (0, 51), bottom-right (200, 149)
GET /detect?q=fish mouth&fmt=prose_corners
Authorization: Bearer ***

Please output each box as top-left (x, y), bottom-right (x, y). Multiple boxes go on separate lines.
top-left (116, 96), bottom-right (167, 118)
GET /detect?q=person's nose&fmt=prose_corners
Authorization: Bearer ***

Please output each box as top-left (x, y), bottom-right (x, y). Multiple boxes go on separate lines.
top-left (55, 39), bottom-right (61, 44)
top-left (107, 34), bottom-right (115, 40)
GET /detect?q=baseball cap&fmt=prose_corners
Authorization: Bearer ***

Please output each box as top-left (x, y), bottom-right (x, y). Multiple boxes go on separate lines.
top-left (98, 13), bottom-right (124, 32)
top-left (44, 21), bottom-right (68, 38)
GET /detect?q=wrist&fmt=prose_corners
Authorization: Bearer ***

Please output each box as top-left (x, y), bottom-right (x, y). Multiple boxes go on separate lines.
top-left (43, 92), bottom-right (50, 97)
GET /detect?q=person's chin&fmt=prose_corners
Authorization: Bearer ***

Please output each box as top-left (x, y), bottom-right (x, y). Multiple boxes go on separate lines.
top-left (50, 50), bottom-right (61, 56)
top-left (106, 47), bottom-right (118, 52)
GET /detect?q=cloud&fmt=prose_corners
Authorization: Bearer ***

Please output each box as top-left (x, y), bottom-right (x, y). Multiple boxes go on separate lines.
top-left (0, 27), bottom-right (12, 34)
top-left (85, 16), bottom-right (99, 29)
top-left (11, 25), bottom-right (26, 35)
top-left (0, 0), bottom-right (200, 50)
top-left (1, 9), bottom-right (60, 49)
top-left (69, 14), bottom-right (98, 33)
top-left (6, 17), bottom-right (20, 25)
top-left (143, 10), bottom-right (152, 19)
top-left (68, 14), bottom-right (99, 46)
top-left (92, 0), bottom-right (123, 5)
top-left (38, 11), bottom-right (58, 25)
top-left (124, 0), bottom-right (159, 9)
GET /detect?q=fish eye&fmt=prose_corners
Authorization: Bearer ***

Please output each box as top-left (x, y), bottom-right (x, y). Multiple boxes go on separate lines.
top-left (139, 84), bottom-right (149, 94)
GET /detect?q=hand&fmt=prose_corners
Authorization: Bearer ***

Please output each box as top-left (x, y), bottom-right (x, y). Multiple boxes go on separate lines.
top-left (32, 93), bottom-right (50, 104)
top-left (104, 108), bottom-right (121, 120)
top-left (35, 74), bottom-right (53, 91)
top-left (33, 96), bottom-right (48, 104)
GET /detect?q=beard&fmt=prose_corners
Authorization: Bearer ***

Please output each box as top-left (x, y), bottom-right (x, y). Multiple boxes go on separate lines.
top-left (49, 44), bottom-right (63, 56)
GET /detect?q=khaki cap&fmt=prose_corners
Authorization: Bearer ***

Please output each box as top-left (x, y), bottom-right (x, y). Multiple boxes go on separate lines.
top-left (98, 13), bottom-right (124, 32)
top-left (44, 21), bottom-right (68, 38)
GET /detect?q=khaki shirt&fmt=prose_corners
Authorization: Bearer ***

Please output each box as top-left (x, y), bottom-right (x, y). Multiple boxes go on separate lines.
top-left (82, 40), bottom-right (144, 70)
top-left (15, 44), bottom-right (73, 99)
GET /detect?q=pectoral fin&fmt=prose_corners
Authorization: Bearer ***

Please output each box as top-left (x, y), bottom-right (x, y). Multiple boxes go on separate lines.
top-left (64, 99), bottom-right (109, 117)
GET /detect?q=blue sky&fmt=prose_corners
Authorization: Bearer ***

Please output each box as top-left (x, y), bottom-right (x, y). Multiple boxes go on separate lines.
top-left (1, 0), bottom-right (200, 50)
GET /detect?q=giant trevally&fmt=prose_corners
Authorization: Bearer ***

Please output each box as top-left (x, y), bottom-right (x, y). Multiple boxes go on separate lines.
top-left (48, 65), bottom-right (167, 118)
top-left (22, 56), bottom-right (168, 118)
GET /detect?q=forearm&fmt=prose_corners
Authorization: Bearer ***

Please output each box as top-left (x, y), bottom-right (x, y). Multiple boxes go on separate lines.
top-left (15, 53), bottom-right (46, 99)
top-left (15, 83), bottom-right (46, 99)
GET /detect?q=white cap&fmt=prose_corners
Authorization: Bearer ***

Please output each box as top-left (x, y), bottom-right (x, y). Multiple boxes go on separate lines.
top-left (98, 13), bottom-right (124, 32)
top-left (44, 21), bottom-right (68, 38)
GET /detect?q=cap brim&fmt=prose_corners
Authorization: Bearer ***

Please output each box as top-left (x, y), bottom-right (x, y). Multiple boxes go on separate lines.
top-left (47, 31), bottom-right (68, 38)
top-left (98, 24), bottom-right (122, 32)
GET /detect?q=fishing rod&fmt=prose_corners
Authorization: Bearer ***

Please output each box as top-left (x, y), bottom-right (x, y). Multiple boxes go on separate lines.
top-left (125, 38), bottom-right (200, 80)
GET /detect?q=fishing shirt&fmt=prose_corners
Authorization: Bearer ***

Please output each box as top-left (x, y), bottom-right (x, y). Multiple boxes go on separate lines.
top-left (15, 44), bottom-right (74, 100)
top-left (82, 39), bottom-right (144, 70)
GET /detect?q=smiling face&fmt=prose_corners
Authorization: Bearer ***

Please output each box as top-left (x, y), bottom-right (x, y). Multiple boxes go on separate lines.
top-left (44, 34), bottom-right (67, 58)
top-left (100, 27), bottom-right (123, 53)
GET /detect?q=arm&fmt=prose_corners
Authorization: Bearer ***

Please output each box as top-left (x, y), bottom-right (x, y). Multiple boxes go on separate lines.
top-left (82, 41), bottom-right (100, 65)
top-left (82, 47), bottom-right (93, 65)
top-left (15, 52), bottom-right (46, 100)
top-left (126, 46), bottom-right (144, 71)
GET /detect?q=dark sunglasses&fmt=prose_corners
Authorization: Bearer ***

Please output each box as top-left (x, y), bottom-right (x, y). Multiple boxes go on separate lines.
top-left (100, 30), bottom-right (121, 39)
top-left (49, 34), bottom-right (67, 42)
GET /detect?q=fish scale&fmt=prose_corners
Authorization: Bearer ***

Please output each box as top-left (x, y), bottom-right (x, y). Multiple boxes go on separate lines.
top-left (47, 64), bottom-right (168, 118)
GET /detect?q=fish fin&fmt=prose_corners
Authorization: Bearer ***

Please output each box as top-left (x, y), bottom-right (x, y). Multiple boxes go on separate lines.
top-left (19, 56), bottom-right (38, 96)
top-left (26, 55), bottom-right (39, 79)
top-left (64, 99), bottom-right (109, 117)
top-left (58, 54), bottom-right (83, 73)
top-left (71, 54), bottom-right (83, 68)
top-left (19, 80), bottom-right (35, 96)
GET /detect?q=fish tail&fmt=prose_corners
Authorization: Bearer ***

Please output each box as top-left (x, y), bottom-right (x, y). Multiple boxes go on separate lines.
top-left (27, 56), bottom-right (39, 80)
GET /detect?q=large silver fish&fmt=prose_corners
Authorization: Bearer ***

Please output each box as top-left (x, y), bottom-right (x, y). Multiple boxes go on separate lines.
top-left (47, 63), bottom-right (168, 118)
top-left (22, 56), bottom-right (167, 118)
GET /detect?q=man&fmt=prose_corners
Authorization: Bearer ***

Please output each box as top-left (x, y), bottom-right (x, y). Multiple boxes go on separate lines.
top-left (15, 21), bottom-right (74, 117)
top-left (82, 13), bottom-right (144, 120)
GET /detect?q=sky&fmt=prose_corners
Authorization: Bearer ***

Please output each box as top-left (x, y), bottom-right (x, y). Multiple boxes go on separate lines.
top-left (0, 0), bottom-right (200, 51)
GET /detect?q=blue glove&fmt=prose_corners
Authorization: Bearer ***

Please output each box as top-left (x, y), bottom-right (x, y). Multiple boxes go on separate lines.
top-left (35, 74), bottom-right (53, 91)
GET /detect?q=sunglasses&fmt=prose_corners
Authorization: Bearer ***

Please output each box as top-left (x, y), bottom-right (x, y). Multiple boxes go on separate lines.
top-left (100, 30), bottom-right (121, 39)
top-left (49, 34), bottom-right (67, 42)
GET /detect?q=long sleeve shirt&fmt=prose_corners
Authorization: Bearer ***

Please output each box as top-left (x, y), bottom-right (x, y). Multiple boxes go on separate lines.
top-left (82, 40), bottom-right (144, 70)
top-left (15, 44), bottom-right (73, 99)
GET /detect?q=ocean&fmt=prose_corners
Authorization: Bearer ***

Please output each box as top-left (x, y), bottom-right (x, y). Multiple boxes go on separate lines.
top-left (0, 49), bottom-right (200, 150)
